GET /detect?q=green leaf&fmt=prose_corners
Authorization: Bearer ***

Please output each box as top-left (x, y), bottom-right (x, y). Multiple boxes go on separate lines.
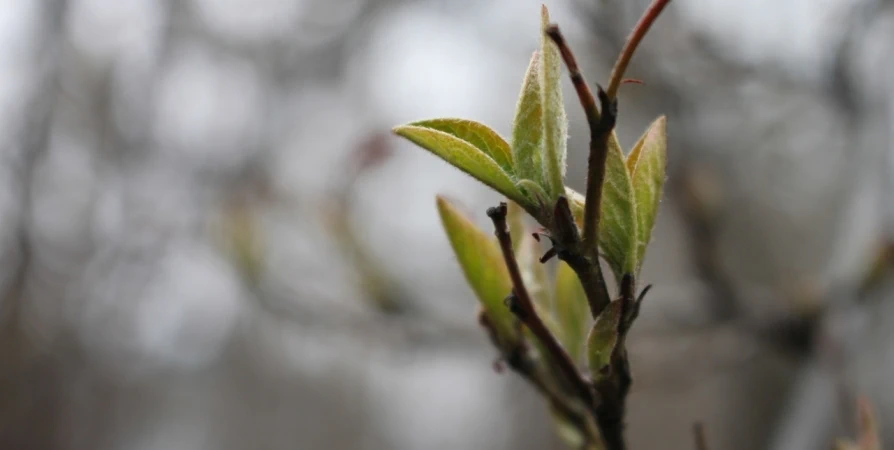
top-left (394, 125), bottom-right (525, 203)
top-left (627, 116), bottom-right (667, 274)
top-left (587, 300), bottom-right (622, 378)
top-left (511, 51), bottom-right (545, 187)
top-left (554, 261), bottom-right (590, 363)
top-left (436, 196), bottom-right (518, 346)
top-left (409, 118), bottom-right (514, 174)
top-left (599, 138), bottom-right (638, 281)
top-left (539, 5), bottom-right (568, 201)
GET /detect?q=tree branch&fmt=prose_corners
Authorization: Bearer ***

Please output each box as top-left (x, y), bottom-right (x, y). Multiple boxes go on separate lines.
top-left (487, 203), bottom-right (595, 406)
top-left (545, 26), bottom-right (617, 256)
top-left (605, 0), bottom-right (673, 99)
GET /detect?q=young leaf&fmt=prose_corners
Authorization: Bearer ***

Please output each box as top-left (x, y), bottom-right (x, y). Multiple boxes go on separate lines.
top-left (409, 118), bottom-right (514, 174)
top-left (394, 125), bottom-right (525, 204)
top-left (586, 299), bottom-right (623, 377)
top-left (511, 51), bottom-right (545, 187)
top-left (539, 5), bottom-right (568, 201)
top-left (627, 116), bottom-right (667, 274)
top-left (554, 261), bottom-right (590, 363)
top-left (598, 139), bottom-right (638, 281)
top-left (436, 196), bottom-right (518, 346)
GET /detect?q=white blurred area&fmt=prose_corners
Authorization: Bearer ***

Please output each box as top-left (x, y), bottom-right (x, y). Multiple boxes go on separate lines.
top-left (0, 0), bottom-right (891, 449)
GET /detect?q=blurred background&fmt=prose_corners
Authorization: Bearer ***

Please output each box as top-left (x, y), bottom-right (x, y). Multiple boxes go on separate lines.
top-left (0, 0), bottom-right (892, 449)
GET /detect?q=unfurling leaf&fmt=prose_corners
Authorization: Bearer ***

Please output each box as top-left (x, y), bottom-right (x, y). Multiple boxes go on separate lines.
top-left (627, 116), bottom-right (667, 274)
top-left (587, 300), bottom-right (622, 377)
top-left (554, 261), bottom-right (590, 363)
top-left (409, 118), bottom-right (514, 174)
top-left (436, 196), bottom-right (518, 346)
top-left (512, 51), bottom-right (545, 187)
top-left (540, 5), bottom-right (568, 201)
top-left (394, 125), bottom-right (525, 204)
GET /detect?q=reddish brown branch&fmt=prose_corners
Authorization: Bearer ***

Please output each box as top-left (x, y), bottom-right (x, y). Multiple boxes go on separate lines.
top-left (606, 0), bottom-right (673, 99)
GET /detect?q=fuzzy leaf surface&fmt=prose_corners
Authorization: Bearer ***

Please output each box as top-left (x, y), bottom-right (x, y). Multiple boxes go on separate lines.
top-left (627, 116), bottom-right (667, 274)
top-left (539, 5), bottom-right (568, 200)
top-left (409, 118), bottom-right (514, 174)
top-left (394, 125), bottom-right (524, 203)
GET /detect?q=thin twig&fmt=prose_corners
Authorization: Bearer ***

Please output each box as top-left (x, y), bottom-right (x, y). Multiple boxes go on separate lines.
top-left (487, 203), bottom-right (595, 406)
top-left (553, 196), bottom-right (611, 318)
top-left (546, 26), bottom-right (617, 256)
top-left (605, 0), bottom-right (673, 99)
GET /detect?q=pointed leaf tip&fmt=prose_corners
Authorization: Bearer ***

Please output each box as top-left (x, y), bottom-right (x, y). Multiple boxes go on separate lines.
top-left (511, 52), bottom-right (545, 189)
top-left (540, 3), bottom-right (567, 201)
top-left (394, 124), bottom-right (524, 203)
top-left (436, 196), bottom-right (518, 347)
top-left (628, 116), bottom-right (667, 274)
top-left (410, 118), bottom-right (514, 174)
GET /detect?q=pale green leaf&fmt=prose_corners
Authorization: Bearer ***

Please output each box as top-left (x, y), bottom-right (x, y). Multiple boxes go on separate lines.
top-left (436, 196), bottom-right (518, 346)
top-left (540, 5), bottom-right (567, 201)
top-left (394, 125), bottom-right (524, 203)
top-left (599, 139), bottom-right (638, 281)
top-left (587, 300), bottom-right (622, 378)
top-left (511, 51), bottom-right (545, 187)
top-left (554, 261), bottom-right (590, 363)
top-left (628, 116), bottom-right (667, 274)
top-left (409, 118), bottom-right (514, 174)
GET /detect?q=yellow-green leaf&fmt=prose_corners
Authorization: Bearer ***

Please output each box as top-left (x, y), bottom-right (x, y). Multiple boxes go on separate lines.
top-left (599, 139), bottom-right (637, 281)
top-left (554, 261), bottom-right (590, 363)
top-left (436, 196), bottom-right (518, 346)
top-left (587, 300), bottom-right (623, 378)
top-left (394, 125), bottom-right (524, 203)
top-left (540, 5), bottom-right (567, 201)
top-left (511, 51), bottom-right (545, 187)
top-left (409, 118), bottom-right (514, 174)
top-left (627, 116), bottom-right (667, 274)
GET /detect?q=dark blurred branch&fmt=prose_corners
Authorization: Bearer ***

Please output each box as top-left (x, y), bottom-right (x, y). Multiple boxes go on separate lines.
top-left (693, 423), bottom-right (709, 450)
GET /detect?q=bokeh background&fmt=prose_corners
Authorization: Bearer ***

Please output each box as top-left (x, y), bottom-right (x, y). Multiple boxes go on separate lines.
top-left (0, 0), bottom-right (892, 449)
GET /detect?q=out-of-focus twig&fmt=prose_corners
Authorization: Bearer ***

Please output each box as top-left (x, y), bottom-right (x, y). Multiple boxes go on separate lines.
top-left (693, 422), bottom-right (709, 450)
